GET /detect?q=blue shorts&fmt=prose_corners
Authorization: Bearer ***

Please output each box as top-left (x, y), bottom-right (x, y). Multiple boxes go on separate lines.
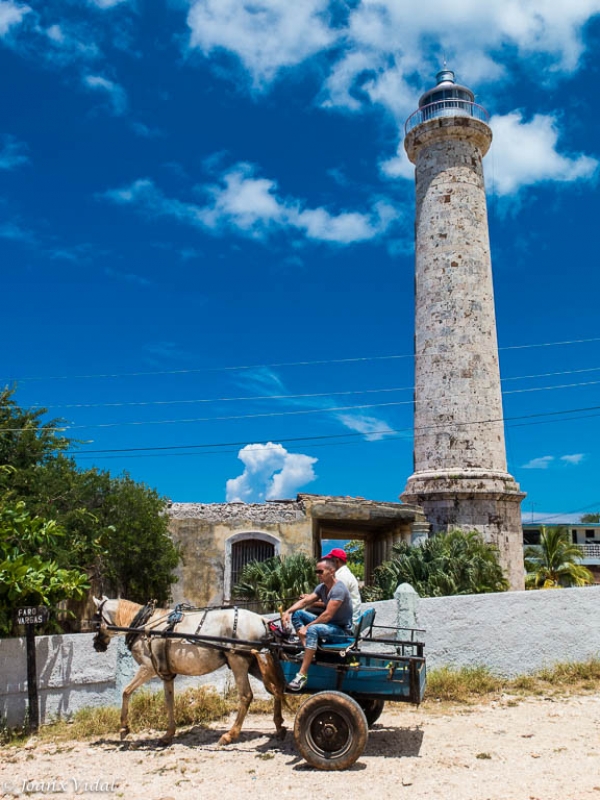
top-left (291, 609), bottom-right (351, 650)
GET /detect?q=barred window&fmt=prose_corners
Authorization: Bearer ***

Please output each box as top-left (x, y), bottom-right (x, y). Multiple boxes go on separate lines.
top-left (231, 539), bottom-right (275, 587)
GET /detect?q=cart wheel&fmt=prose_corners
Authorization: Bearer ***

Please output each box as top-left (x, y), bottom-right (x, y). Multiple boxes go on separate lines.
top-left (294, 691), bottom-right (368, 771)
top-left (356, 698), bottom-right (385, 727)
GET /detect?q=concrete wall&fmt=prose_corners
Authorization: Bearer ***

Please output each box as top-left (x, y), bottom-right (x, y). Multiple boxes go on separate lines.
top-left (2, 586), bottom-right (600, 727)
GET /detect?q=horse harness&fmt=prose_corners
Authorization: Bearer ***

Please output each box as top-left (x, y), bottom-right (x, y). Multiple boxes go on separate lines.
top-left (146, 604), bottom-right (243, 682)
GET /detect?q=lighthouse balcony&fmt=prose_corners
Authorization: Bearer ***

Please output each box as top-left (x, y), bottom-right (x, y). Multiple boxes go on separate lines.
top-left (405, 99), bottom-right (489, 134)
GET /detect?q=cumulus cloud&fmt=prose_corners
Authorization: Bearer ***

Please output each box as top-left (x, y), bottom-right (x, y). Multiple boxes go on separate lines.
top-left (226, 443), bottom-right (318, 502)
top-left (0, 0), bottom-right (29, 36)
top-left (381, 111), bottom-right (598, 194)
top-left (487, 112), bottom-right (597, 195)
top-left (0, 133), bottom-right (29, 170)
top-left (83, 74), bottom-right (128, 115)
top-left (187, 0), bottom-right (337, 88)
top-left (185, 0), bottom-right (600, 109)
top-left (102, 162), bottom-right (396, 244)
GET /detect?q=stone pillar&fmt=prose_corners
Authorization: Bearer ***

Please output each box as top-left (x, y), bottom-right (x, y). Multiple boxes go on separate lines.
top-left (401, 78), bottom-right (525, 591)
top-left (410, 521), bottom-right (431, 547)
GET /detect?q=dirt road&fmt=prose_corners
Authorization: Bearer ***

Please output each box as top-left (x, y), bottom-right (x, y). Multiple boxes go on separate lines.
top-left (2, 693), bottom-right (599, 799)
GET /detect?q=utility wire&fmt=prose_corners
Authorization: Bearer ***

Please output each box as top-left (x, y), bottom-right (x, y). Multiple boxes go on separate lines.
top-left (30, 365), bottom-right (600, 411)
top-left (4, 335), bottom-right (600, 384)
top-left (69, 402), bottom-right (600, 457)
top-left (2, 377), bottom-right (599, 432)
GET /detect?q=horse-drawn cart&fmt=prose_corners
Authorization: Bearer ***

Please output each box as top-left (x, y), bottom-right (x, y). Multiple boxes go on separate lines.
top-left (274, 608), bottom-right (426, 770)
top-left (93, 599), bottom-right (426, 771)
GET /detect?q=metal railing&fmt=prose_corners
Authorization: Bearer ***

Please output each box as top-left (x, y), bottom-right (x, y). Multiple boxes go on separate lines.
top-left (405, 99), bottom-right (490, 135)
top-left (582, 543), bottom-right (600, 559)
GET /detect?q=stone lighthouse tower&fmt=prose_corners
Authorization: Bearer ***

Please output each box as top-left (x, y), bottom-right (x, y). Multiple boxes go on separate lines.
top-left (401, 70), bottom-right (525, 590)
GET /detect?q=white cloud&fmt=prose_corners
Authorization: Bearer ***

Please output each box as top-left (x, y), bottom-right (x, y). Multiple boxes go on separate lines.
top-left (522, 455), bottom-right (554, 470)
top-left (0, 219), bottom-right (34, 242)
top-left (225, 442), bottom-right (317, 502)
top-left (89, 0), bottom-right (130, 8)
top-left (487, 112), bottom-right (597, 195)
top-left (0, 1), bottom-right (30, 37)
top-left (83, 74), bottom-right (128, 115)
top-left (184, 0), bottom-right (600, 108)
top-left (522, 453), bottom-right (586, 470)
top-left (335, 413), bottom-right (396, 442)
top-left (561, 453), bottom-right (585, 465)
top-left (102, 163), bottom-right (396, 244)
top-left (0, 134), bottom-right (29, 170)
top-left (186, 0), bottom-right (337, 88)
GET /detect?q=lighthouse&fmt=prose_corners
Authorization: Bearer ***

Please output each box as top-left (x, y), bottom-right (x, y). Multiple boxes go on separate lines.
top-left (401, 70), bottom-right (525, 590)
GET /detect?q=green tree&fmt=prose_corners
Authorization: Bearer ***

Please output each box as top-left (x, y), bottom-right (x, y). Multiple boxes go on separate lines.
top-left (580, 513), bottom-right (600, 523)
top-left (0, 387), bottom-right (181, 621)
top-left (233, 553), bottom-right (317, 612)
top-left (524, 526), bottom-right (594, 589)
top-left (345, 539), bottom-right (365, 581)
top-left (363, 530), bottom-right (509, 600)
top-left (0, 500), bottom-right (90, 635)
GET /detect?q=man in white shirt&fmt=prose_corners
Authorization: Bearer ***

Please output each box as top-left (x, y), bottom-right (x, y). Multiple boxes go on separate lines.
top-left (323, 548), bottom-right (361, 627)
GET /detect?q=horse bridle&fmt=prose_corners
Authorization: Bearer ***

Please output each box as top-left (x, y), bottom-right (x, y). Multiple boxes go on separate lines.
top-left (93, 597), bottom-right (110, 631)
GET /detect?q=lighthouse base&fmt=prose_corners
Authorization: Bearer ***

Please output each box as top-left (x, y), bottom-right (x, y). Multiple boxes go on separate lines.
top-left (402, 470), bottom-right (525, 591)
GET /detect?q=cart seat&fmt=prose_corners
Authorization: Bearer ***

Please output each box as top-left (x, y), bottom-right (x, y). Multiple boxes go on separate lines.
top-left (318, 608), bottom-right (376, 653)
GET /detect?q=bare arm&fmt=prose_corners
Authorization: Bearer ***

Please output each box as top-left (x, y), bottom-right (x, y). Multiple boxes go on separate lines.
top-left (281, 593), bottom-right (318, 625)
top-left (308, 598), bottom-right (342, 626)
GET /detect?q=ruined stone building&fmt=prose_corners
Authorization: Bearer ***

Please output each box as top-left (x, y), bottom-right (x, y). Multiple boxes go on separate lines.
top-left (168, 494), bottom-right (428, 607)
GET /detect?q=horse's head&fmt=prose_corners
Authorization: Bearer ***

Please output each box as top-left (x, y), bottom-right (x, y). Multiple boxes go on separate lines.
top-left (92, 596), bottom-right (115, 652)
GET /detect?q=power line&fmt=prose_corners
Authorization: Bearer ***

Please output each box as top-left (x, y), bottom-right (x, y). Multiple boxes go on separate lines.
top-left (4, 335), bottom-right (600, 384)
top-left (30, 364), bottom-right (600, 411)
top-left (69, 402), bottom-right (600, 457)
top-left (2, 376), bottom-right (599, 432)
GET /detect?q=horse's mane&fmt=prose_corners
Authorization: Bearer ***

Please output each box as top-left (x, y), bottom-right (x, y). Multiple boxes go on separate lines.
top-left (115, 599), bottom-right (144, 628)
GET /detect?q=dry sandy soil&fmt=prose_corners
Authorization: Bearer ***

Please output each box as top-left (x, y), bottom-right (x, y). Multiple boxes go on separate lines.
top-left (2, 693), bottom-right (600, 800)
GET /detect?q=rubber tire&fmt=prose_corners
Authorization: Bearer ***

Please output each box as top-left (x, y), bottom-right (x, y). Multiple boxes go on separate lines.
top-left (294, 691), bottom-right (369, 771)
top-left (356, 698), bottom-right (385, 727)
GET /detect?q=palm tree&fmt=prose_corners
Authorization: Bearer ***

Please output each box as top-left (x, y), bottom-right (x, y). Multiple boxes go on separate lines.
top-left (525, 526), bottom-right (594, 589)
top-left (363, 530), bottom-right (508, 600)
top-left (232, 553), bottom-right (317, 612)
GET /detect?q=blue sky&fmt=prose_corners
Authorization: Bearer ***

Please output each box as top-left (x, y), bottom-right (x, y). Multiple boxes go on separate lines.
top-left (2, 0), bottom-right (600, 523)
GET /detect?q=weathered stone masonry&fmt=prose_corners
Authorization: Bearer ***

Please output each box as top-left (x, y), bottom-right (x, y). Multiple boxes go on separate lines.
top-left (401, 74), bottom-right (525, 590)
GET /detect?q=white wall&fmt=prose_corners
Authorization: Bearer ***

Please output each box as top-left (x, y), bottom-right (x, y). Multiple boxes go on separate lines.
top-left (2, 585), bottom-right (600, 727)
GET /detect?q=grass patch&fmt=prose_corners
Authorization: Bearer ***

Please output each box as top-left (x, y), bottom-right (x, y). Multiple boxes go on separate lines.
top-left (423, 657), bottom-right (600, 705)
top-left (36, 686), bottom-right (230, 744)
top-left (425, 666), bottom-right (503, 703)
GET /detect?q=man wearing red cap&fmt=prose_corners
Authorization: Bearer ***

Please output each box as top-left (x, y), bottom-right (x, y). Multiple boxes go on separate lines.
top-left (322, 548), bottom-right (361, 627)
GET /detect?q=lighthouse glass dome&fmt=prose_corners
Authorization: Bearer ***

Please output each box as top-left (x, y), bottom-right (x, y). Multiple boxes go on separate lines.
top-left (405, 70), bottom-right (489, 133)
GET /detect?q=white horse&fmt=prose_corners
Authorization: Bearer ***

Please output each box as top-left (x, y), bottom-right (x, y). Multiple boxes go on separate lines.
top-left (92, 597), bottom-right (286, 746)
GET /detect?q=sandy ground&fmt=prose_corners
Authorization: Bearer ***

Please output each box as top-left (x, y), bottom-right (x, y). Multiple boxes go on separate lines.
top-left (1, 693), bottom-right (600, 800)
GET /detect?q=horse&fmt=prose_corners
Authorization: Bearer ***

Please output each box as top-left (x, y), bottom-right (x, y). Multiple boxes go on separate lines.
top-left (92, 597), bottom-right (286, 746)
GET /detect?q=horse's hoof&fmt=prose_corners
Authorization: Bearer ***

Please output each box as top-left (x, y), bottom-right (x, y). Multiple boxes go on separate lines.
top-left (158, 736), bottom-right (173, 747)
top-left (275, 726), bottom-right (287, 741)
top-left (218, 734), bottom-right (232, 746)
top-left (119, 728), bottom-right (130, 741)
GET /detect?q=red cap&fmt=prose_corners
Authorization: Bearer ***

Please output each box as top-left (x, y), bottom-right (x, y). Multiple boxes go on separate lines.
top-left (323, 548), bottom-right (347, 562)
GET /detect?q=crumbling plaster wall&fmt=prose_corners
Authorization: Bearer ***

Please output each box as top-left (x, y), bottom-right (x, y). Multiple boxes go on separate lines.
top-left (167, 501), bottom-right (312, 606)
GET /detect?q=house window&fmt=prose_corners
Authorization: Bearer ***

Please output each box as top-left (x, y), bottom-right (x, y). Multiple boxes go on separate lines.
top-left (585, 529), bottom-right (596, 539)
top-left (230, 539), bottom-right (275, 587)
top-left (224, 531), bottom-right (281, 602)
top-left (523, 529), bottom-right (540, 545)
